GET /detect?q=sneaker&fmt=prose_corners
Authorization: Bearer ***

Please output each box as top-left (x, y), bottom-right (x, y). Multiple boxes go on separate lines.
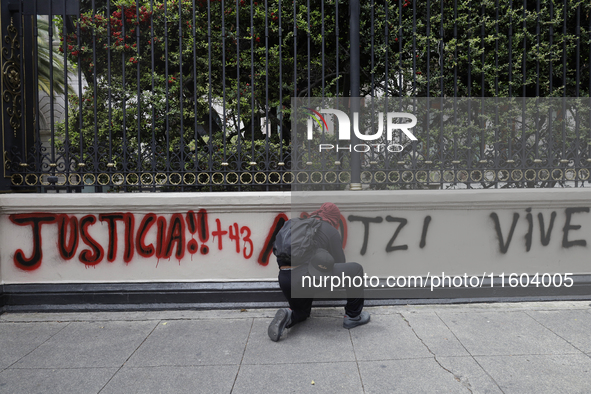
top-left (268, 308), bottom-right (292, 342)
top-left (343, 311), bottom-right (370, 329)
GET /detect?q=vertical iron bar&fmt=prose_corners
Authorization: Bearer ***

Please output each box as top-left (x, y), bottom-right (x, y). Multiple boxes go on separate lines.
top-left (250, 0), bottom-right (255, 173)
top-left (265, 0), bottom-right (269, 189)
top-left (321, 0), bottom-right (324, 96)
top-left (293, 0), bottom-right (296, 98)
top-left (138, 2), bottom-right (143, 182)
top-left (13, 2), bottom-right (22, 180)
top-left (62, 1), bottom-right (69, 183)
top-left (562, 0), bottom-right (566, 170)
top-left (335, 0), bottom-right (342, 175)
top-left (453, 0), bottom-right (457, 164)
top-left (306, 0), bottom-right (311, 186)
top-left (522, 0), bottom-right (526, 97)
top-left (78, 2), bottom-right (83, 171)
top-left (440, 0), bottom-right (444, 188)
top-left (548, 0), bottom-right (554, 177)
top-left (467, 3), bottom-right (471, 98)
top-left (150, 0), bottom-right (156, 184)
top-left (412, 0), bottom-right (416, 96)
top-left (440, 0), bottom-right (443, 97)
top-left (574, 4), bottom-right (581, 174)
top-left (536, 0), bottom-right (540, 97)
top-left (427, 1), bottom-right (430, 97)
top-left (178, 0), bottom-right (184, 191)
top-left (495, 0), bottom-right (499, 96)
top-left (480, 3), bottom-right (485, 167)
top-left (508, 0), bottom-right (512, 97)
top-left (208, 0), bottom-right (213, 189)
top-left (278, 0), bottom-right (283, 177)
top-left (335, 0), bottom-right (339, 97)
top-left (18, 2), bottom-right (26, 169)
top-left (33, 2), bottom-right (40, 184)
top-left (164, 0), bottom-right (169, 181)
top-left (453, 0), bottom-right (457, 98)
top-left (467, 2), bottom-right (472, 185)
top-left (92, 0), bottom-right (98, 190)
top-left (121, 2), bottom-right (128, 191)
top-left (396, 0), bottom-right (403, 173)
top-left (535, 0), bottom-right (540, 163)
top-left (589, 1), bottom-right (591, 166)
top-left (481, 3), bottom-right (484, 97)
top-left (426, 0), bottom-right (431, 177)
top-left (399, 0), bottom-right (402, 96)
top-left (49, 2), bottom-right (55, 169)
top-left (508, 0), bottom-right (513, 163)
top-left (549, 0), bottom-right (553, 94)
top-left (107, 0), bottom-right (113, 179)
top-left (384, 0), bottom-right (388, 97)
top-left (575, 3), bottom-right (580, 98)
top-left (222, 0), bottom-right (227, 167)
top-left (192, 0), bottom-right (198, 176)
top-left (370, 0), bottom-right (374, 171)
top-left (384, 1), bottom-right (389, 175)
top-left (521, 0), bottom-right (526, 187)
top-left (306, 0), bottom-right (310, 99)
top-left (385, 1), bottom-right (391, 173)
top-left (236, 0), bottom-right (241, 189)
top-left (321, 0), bottom-right (326, 188)
top-left (411, 0), bottom-right (417, 187)
top-left (494, 0), bottom-right (499, 188)
top-left (349, 0), bottom-right (361, 189)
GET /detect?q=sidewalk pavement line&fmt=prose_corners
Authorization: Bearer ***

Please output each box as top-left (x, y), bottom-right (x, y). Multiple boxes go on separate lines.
top-left (229, 317), bottom-right (255, 394)
top-left (523, 311), bottom-right (591, 361)
top-left (434, 311), bottom-right (506, 394)
top-left (3, 321), bottom-right (72, 373)
top-left (400, 312), bottom-right (474, 394)
top-left (97, 319), bottom-right (161, 394)
top-left (348, 328), bottom-right (366, 394)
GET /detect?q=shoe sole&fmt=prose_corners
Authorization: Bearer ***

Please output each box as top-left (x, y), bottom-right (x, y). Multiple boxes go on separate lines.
top-left (268, 309), bottom-right (290, 342)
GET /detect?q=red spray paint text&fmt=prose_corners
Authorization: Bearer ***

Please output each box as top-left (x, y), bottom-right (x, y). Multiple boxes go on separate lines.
top-left (9, 210), bottom-right (254, 270)
top-left (8, 210), bottom-right (347, 271)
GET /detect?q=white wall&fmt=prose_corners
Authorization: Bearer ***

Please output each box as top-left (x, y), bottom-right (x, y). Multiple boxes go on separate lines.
top-left (1, 189), bottom-right (591, 285)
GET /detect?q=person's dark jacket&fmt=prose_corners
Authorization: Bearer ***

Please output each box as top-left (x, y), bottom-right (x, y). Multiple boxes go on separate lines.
top-left (313, 220), bottom-right (345, 264)
top-left (275, 218), bottom-right (345, 268)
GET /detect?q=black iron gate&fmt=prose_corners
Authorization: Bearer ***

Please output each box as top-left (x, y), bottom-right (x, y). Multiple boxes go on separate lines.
top-left (1, 0), bottom-right (591, 192)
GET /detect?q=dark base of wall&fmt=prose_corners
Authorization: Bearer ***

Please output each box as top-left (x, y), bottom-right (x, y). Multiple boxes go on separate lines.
top-left (1, 275), bottom-right (591, 313)
top-left (0, 284), bottom-right (4, 314)
top-left (1, 282), bottom-right (285, 313)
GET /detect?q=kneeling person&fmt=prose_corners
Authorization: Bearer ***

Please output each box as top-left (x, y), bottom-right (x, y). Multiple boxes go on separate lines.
top-left (268, 203), bottom-right (370, 342)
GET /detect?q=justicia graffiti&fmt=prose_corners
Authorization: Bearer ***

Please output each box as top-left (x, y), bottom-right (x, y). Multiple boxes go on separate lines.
top-left (7, 210), bottom-right (348, 272)
top-left (10, 210), bottom-right (259, 271)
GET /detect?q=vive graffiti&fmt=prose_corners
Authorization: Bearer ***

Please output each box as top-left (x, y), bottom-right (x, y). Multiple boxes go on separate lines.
top-left (490, 207), bottom-right (589, 253)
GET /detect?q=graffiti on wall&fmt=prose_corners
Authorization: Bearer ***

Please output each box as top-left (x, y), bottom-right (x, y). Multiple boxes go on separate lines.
top-left (347, 214), bottom-right (432, 255)
top-left (9, 210), bottom-right (268, 271)
top-left (7, 210), bottom-right (348, 271)
top-left (489, 207), bottom-right (589, 253)
top-left (7, 206), bottom-right (590, 272)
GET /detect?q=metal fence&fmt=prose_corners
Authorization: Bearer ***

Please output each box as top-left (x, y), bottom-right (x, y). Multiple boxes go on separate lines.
top-left (1, 0), bottom-right (591, 192)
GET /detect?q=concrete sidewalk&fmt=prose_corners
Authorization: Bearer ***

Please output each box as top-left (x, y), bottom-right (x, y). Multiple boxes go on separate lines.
top-left (1, 301), bottom-right (591, 393)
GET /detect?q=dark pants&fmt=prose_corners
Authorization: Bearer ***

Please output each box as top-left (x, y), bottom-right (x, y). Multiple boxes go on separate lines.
top-left (278, 262), bottom-right (365, 327)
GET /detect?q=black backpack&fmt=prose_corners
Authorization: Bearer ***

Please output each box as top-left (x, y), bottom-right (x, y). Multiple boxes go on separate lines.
top-left (273, 217), bottom-right (323, 265)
